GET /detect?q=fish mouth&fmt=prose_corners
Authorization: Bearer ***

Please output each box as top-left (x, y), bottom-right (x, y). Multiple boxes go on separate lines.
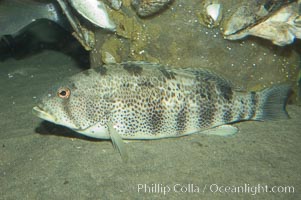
top-left (32, 106), bottom-right (57, 123)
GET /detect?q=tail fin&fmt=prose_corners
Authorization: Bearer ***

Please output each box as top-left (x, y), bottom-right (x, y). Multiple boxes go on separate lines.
top-left (255, 84), bottom-right (291, 120)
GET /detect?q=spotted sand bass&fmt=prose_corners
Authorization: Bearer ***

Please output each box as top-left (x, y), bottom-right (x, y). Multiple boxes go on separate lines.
top-left (33, 62), bottom-right (291, 159)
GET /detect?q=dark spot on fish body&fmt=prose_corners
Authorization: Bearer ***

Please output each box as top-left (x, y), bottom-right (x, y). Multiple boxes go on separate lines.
top-left (62, 98), bottom-right (72, 121)
top-left (159, 68), bottom-right (176, 79)
top-left (123, 63), bottom-right (143, 76)
top-left (197, 85), bottom-right (206, 97)
top-left (205, 84), bottom-right (210, 91)
top-left (122, 83), bottom-right (130, 88)
top-left (70, 83), bottom-right (78, 90)
top-left (237, 105), bottom-right (247, 120)
top-left (198, 105), bottom-right (215, 128)
top-left (250, 92), bottom-right (256, 103)
top-left (207, 91), bottom-right (212, 101)
top-left (203, 85), bottom-right (213, 101)
top-left (147, 102), bottom-right (164, 134)
top-left (176, 104), bottom-right (187, 134)
top-left (248, 92), bottom-right (257, 119)
top-left (137, 81), bottom-right (154, 87)
top-left (200, 93), bottom-right (206, 99)
top-left (219, 84), bottom-right (233, 101)
top-left (94, 66), bottom-right (107, 76)
top-left (222, 106), bottom-right (233, 123)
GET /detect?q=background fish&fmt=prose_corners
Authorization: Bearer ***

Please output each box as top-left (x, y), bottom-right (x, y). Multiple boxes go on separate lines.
top-left (33, 62), bottom-right (291, 157)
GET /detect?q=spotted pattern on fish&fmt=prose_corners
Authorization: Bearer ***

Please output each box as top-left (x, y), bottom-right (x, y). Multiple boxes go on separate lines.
top-left (33, 61), bottom-right (291, 140)
top-left (123, 62), bottom-right (143, 76)
top-left (222, 105), bottom-right (232, 123)
top-left (159, 68), bottom-right (176, 79)
top-left (248, 91), bottom-right (257, 119)
top-left (94, 66), bottom-right (108, 76)
top-left (176, 103), bottom-right (187, 135)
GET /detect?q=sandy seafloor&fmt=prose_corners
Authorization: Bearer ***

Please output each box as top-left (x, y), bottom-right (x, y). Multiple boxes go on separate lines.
top-left (0, 50), bottom-right (300, 200)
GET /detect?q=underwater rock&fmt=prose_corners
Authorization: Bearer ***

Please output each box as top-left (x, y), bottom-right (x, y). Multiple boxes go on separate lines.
top-left (102, 51), bottom-right (117, 63)
top-left (131, 0), bottom-right (174, 17)
top-left (90, 0), bottom-right (300, 101)
top-left (104, 0), bottom-right (122, 10)
top-left (198, 0), bottom-right (223, 28)
top-left (69, 0), bottom-right (116, 31)
top-left (100, 37), bottom-right (122, 64)
top-left (222, 5), bottom-right (257, 37)
top-left (223, 0), bottom-right (294, 36)
top-left (102, 9), bottom-right (160, 62)
top-left (223, 0), bottom-right (300, 46)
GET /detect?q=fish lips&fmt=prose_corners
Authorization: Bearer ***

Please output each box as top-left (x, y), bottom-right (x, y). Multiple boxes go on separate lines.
top-left (32, 106), bottom-right (57, 123)
top-left (32, 105), bottom-right (80, 130)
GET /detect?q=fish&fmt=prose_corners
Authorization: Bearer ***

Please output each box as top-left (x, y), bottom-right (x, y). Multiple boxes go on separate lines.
top-left (32, 62), bottom-right (291, 160)
top-left (0, 0), bottom-right (70, 37)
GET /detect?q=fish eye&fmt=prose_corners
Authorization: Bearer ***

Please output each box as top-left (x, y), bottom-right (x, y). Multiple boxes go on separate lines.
top-left (57, 87), bottom-right (71, 99)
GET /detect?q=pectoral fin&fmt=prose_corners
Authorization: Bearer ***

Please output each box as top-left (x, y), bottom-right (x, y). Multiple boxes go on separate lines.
top-left (202, 125), bottom-right (238, 136)
top-left (107, 122), bottom-right (128, 162)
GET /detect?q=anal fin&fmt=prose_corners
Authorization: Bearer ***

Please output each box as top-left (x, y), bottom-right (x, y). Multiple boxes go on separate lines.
top-left (202, 125), bottom-right (238, 136)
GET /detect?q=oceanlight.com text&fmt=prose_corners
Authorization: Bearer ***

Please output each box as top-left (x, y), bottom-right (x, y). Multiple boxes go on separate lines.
top-left (137, 183), bottom-right (295, 195)
top-left (209, 183), bottom-right (295, 195)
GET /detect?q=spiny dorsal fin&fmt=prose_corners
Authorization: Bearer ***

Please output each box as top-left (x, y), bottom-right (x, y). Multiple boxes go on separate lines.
top-left (172, 67), bottom-right (244, 90)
